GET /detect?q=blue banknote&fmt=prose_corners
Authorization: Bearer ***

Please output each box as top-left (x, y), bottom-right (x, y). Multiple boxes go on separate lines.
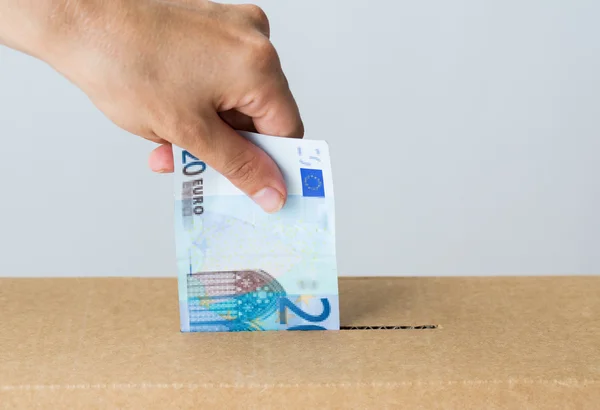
top-left (173, 131), bottom-right (339, 332)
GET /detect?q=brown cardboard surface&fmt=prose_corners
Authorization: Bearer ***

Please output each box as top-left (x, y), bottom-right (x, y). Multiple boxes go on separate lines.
top-left (1, 276), bottom-right (599, 409)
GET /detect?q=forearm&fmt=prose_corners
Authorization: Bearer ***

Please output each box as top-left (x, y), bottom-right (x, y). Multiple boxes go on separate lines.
top-left (0, 0), bottom-right (109, 62)
top-left (0, 0), bottom-right (55, 55)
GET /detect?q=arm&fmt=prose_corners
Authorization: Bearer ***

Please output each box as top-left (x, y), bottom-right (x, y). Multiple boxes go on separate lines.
top-left (0, 0), bottom-right (79, 60)
top-left (0, 0), bottom-right (304, 213)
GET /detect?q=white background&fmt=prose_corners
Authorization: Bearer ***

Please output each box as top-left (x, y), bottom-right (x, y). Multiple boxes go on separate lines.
top-left (0, 1), bottom-right (598, 277)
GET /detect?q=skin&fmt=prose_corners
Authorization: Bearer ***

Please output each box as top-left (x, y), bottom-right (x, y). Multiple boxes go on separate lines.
top-left (0, 0), bottom-right (304, 213)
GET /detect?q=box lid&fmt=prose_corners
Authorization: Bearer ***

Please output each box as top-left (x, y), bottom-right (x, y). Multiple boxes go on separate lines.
top-left (1, 276), bottom-right (598, 408)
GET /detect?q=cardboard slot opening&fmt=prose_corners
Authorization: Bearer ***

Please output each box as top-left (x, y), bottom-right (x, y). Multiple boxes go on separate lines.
top-left (340, 325), bottom-right (438, 330)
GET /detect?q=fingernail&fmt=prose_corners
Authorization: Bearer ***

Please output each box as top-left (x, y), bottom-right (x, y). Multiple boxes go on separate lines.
top-left (253, 187), bottom-right (284, 213)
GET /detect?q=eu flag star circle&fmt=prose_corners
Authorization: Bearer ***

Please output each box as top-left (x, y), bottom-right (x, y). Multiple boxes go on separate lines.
top-left (300, 168), bottom-right (325, 197)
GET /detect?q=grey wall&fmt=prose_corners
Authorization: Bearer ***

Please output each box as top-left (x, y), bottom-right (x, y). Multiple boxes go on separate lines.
top-left (1, 1), bottom-right (599, 277)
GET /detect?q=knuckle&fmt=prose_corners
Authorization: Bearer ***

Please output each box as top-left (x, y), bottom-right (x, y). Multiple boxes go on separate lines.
top-left (222, 150), bottom-right (260, 186)
top-left (247, 37), bottom-right (278, 71)
top-left (240, 4), bottom-right (269, 29)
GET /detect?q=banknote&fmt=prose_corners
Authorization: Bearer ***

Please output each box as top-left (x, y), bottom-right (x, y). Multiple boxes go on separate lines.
top-left (173, 131), bottom-right (339, 332)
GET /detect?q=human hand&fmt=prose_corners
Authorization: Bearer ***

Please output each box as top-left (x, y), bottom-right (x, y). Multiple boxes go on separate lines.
top-left (17, 0), bottom-right (304, 213)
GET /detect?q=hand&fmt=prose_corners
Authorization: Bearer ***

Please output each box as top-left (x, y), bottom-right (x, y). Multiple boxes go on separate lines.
top-left (2, 0), bottom-right (304, 213)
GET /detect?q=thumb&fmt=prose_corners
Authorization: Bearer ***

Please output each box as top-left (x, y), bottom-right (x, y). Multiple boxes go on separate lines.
top-left (177, 113), bottom-right (287, 213)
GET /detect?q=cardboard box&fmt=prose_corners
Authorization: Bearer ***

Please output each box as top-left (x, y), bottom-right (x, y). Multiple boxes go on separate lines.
top-left (1, 276), bottom-right (598, 408)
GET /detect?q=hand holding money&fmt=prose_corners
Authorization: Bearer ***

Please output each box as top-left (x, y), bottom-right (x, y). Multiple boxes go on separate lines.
top-left (0, 0), bottom-right (303, 213)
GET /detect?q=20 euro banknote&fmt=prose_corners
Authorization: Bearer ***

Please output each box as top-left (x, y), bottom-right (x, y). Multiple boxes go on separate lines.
top-left (173, 131), bottom-right (339, 332)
